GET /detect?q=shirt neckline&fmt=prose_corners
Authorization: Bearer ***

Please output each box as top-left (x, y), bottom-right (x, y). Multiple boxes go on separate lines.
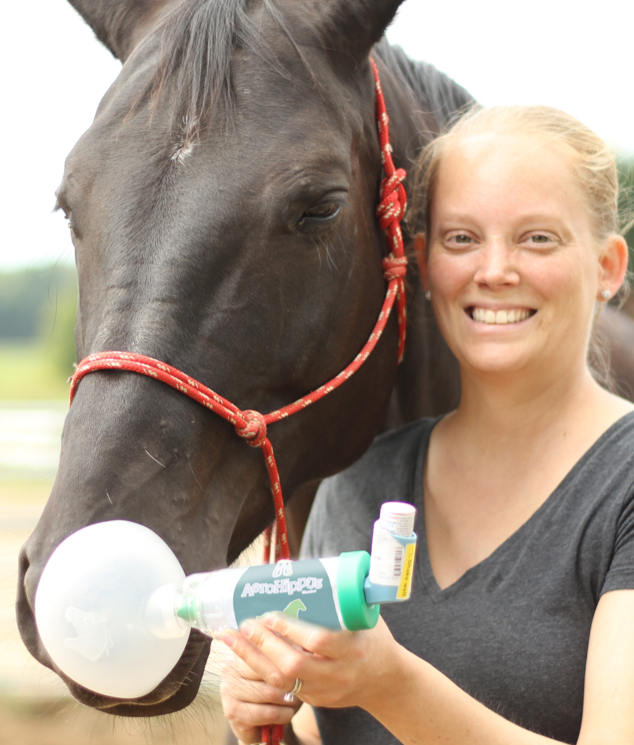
top-left (411, 410), bottom-right (634, 600)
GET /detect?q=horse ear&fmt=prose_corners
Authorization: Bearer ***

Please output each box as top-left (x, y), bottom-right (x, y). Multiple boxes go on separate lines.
top-left (319, 0), bottom-right (406, 68)
top-left (67, 0), bottom-right (180, 61)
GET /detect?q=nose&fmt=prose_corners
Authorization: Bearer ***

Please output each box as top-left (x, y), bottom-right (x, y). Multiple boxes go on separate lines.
top-left (473, 240), bottom-right (519, 289)
top-left (16, 540), bottom-right (52, 667)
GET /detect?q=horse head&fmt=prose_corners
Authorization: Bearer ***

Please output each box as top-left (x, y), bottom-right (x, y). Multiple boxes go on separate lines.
top-left (17, 0), bottom-right (424, 716)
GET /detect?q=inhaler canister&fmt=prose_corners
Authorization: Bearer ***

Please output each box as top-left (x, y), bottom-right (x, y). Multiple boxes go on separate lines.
top-left (365, 502), bottom-right (417, 604)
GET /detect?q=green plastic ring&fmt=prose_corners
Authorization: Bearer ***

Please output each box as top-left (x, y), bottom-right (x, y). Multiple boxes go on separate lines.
top-left (336, 551), bottom-right (380, 630)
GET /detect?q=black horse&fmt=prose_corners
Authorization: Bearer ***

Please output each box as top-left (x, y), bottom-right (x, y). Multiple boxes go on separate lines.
top-left (16, 0), bottom-right (634, 719)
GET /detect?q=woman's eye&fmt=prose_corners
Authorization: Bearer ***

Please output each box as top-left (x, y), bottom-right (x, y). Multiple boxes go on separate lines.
top-left (525, 233), bottom-right (555, 246)
top-left (445, 233), bottom-right (473, 246)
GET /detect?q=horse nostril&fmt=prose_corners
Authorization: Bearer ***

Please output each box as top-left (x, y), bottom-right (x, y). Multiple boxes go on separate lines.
top-left (16, 542), bottom-right (57, 668)
top-left (17, 543), bottom-right (40, 617)
top-left (17, 549), bottom-right (30, 603)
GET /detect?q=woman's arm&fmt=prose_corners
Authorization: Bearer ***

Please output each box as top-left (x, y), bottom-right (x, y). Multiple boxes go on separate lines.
top-left (222, 591), bottom-right (634, 745)
top-left (578, 589), bottom-right (634, 745)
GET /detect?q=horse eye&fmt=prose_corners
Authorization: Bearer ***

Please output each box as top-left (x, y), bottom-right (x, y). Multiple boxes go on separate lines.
top-left (306, 202), bottom-right (339, 219)
top-left (299, 201), bottom-right (342, 230)
top-left (63, 212), bottom-right (75, 233)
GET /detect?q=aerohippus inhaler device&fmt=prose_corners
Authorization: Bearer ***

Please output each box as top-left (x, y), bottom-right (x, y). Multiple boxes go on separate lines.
top-left (175, 501), bottom-right (417, 634)
top-left (34, 502), bottom-right (417, 699)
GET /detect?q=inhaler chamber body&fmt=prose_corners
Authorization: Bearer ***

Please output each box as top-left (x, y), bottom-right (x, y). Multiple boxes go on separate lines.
top-left (35, 520), bottom-right (189, 699)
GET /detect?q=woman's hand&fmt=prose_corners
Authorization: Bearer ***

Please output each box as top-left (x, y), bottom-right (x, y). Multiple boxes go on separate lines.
top-left (220, 613), bottom-right (402, 713)
top-left (220, 645), bottom-right (303, 745)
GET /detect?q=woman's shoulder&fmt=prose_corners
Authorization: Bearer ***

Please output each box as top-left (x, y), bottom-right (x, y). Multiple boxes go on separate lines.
top-left (587, 409), bottom-right (634, 462)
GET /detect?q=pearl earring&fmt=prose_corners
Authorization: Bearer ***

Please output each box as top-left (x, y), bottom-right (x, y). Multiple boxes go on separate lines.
top-left (600, 290), bottom-right (611, 301)
top-left (425, 290), bottom-right (432, 301)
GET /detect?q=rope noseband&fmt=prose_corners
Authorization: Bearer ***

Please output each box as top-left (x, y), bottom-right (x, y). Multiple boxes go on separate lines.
top-left (69, 59), bottom-right (406, 741)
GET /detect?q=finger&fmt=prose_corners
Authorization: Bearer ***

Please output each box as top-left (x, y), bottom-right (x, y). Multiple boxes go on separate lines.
top-left (259, 612), bottom-right (354, 657)
top-left (221, 672), bottom-right (301, 708)
top-left (221, 626), bottom-right (300, 692)
top-left (235, 619), bottom-right (334, 692)
top-left (222, 699), bottom-right (296, 744)
top-left (221, 649), bottom-right (267, 682)
top-left (221, 686), bottom-right (299, 720)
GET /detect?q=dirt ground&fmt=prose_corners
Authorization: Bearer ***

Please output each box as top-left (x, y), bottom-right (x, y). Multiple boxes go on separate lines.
top-left (0, 479), bottom-right (233, 745)
top-left (0, 694), bottom-right (228, 745)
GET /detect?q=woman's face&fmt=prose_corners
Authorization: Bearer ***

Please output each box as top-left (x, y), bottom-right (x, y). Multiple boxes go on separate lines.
top-left (422, 133), bottom-right (610, 381)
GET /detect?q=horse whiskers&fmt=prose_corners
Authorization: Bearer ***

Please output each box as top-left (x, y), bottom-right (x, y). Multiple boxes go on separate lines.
top-left (143, 695), bottom-right (221, 745)
top-left (324, 237), bottom-right (339, 273)
top-left (187, 457), bottom-right (205, 492)
top-left (312, 236), bottom-right (339, 273)
top-left (144, 448), bottom-right (167, 468)
top-left (312, 237), bottom-right (323, 269)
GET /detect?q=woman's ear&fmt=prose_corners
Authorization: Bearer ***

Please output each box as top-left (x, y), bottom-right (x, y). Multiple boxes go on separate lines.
top-left (598, 234), bottom-right (629, 299)
top-left (414, 233), bottom-right (429, 291)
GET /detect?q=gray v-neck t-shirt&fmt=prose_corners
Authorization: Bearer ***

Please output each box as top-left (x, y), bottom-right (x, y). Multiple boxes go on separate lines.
top-left (301, 413), bottom-right (634, 744)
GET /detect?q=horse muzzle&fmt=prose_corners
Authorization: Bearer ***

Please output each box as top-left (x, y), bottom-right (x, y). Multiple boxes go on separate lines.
top-left (16, 541), bottom-right (212, 716)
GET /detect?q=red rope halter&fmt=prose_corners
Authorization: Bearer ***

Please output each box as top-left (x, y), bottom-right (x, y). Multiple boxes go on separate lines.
top-left (69, 58), bottom-right (406, 743)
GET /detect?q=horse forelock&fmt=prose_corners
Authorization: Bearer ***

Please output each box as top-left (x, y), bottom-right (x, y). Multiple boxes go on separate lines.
top-left (141, 0), bottom-right (314, 142)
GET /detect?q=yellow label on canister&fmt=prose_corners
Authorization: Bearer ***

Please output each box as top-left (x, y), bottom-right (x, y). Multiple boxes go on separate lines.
top-left (396, 543), bottom-right (416, 599)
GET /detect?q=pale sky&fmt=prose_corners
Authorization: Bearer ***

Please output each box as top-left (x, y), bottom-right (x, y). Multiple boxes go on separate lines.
top-left (2, 0), bottom-right (633, 270)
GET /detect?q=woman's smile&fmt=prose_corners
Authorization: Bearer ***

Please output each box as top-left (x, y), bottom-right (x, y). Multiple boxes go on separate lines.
top-left (469, 307), bottom-right (534, 325)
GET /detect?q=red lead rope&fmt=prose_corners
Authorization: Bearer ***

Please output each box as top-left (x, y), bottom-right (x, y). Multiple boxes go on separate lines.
top-left (69, 59), bottom-right (406, 743)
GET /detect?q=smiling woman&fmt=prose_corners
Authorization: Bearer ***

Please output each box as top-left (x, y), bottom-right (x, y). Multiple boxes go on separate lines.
top-left (220, 106), bottom-right (634, 745)
top-left (415, 106), bottom-right (627, 384)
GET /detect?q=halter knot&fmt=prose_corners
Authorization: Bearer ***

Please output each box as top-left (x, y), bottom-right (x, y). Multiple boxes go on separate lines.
top-left (376, 168), bottom-right (407, 231)
top-left (235, 409), bottom-right (268, 448)
top-left (382, 254), bottom-right (408, 281)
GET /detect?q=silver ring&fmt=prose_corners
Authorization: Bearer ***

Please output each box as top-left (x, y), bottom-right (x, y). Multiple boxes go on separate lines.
top-left (283, 678), bottom-right (302, 703)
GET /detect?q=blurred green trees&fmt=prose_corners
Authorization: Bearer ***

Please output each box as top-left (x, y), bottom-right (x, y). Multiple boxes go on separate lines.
top-left (0, 264), bottom-right (77, 399)
top-left (39, 270), bottom-right (78, 379)
top-left (619, 156), bottom-right (634, 267)
top-left (0, 264), bottom-right (76, 342)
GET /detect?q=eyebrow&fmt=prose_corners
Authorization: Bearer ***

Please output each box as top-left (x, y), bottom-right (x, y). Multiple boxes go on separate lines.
top-left (436, 212), bottom-right (570, 228)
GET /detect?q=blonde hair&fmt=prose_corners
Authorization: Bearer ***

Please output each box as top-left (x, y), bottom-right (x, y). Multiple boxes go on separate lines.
top-left (413, 104), bottom-right (621, 244)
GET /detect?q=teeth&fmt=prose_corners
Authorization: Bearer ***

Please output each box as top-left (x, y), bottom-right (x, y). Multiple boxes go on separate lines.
top-left (472, 308), bottom-right (530, 325)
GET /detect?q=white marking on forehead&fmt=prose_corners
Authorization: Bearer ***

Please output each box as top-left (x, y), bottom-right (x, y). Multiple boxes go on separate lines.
top-left (170, 140), bottom-right (196, 164)
top-left (170, 116), bottom-right (198, 164)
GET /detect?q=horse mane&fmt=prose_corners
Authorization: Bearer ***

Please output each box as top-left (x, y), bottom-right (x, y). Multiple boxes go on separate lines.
top-left (375, 39), bottom-right (474, 138)
top-left (146, 0), bottom-right (302, 140)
